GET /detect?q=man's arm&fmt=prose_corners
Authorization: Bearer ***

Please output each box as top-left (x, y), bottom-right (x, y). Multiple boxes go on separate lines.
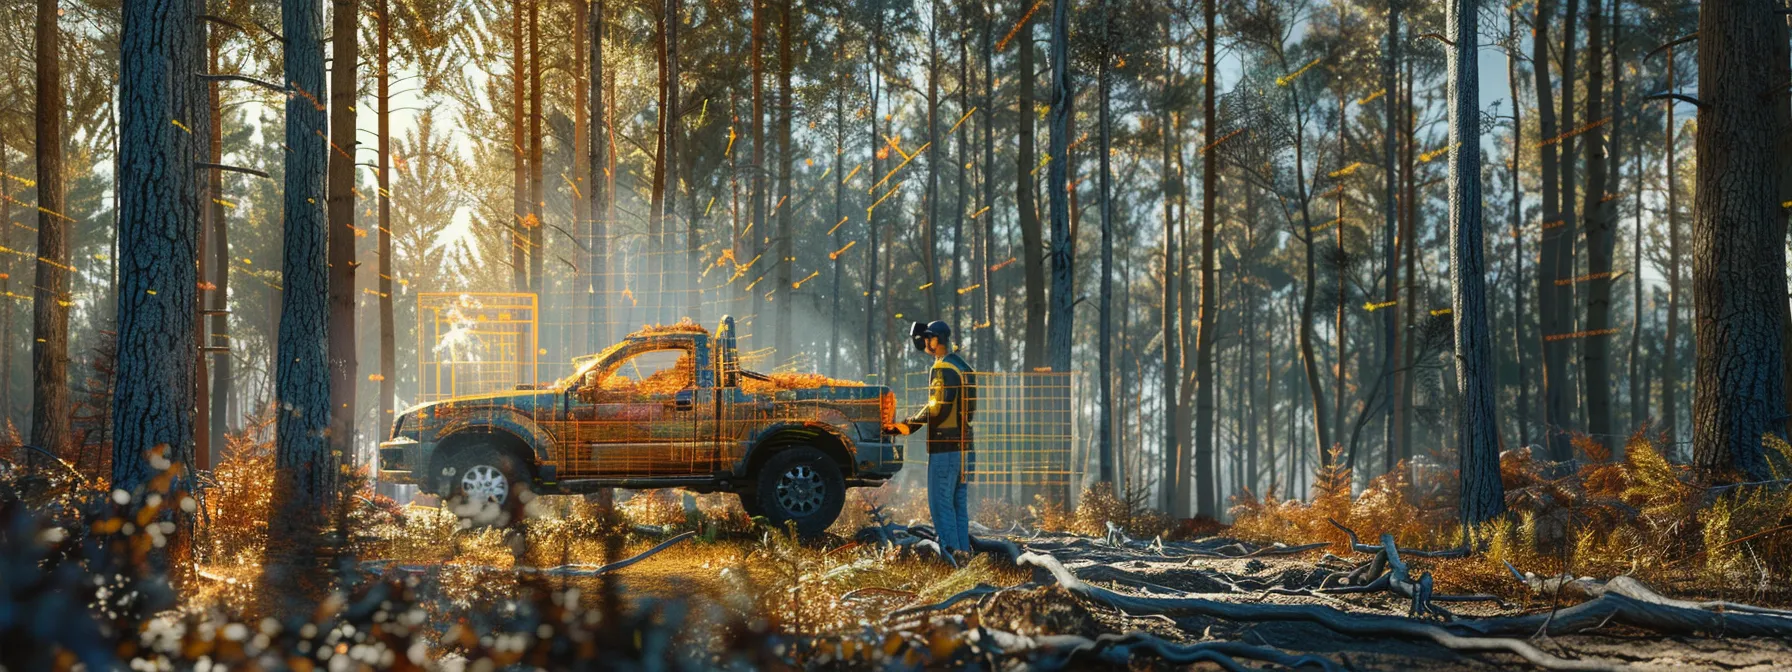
top-left (887, 367), bottom-right (959, 434)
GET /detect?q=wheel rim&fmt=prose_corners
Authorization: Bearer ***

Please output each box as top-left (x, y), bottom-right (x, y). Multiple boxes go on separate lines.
top-left (775, 464), bottom-right (825, 515)
top-left (460, 464), bottom-right (509, 505)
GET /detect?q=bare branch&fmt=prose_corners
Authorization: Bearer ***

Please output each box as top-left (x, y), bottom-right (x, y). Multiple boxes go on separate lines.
top-left (198, 73), bottom-right (285, 93)
top-left (196, 162), bottom-right (271, 179)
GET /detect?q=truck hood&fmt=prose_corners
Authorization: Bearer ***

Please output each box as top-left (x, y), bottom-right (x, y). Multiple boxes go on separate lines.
top-left (400, 388), bottom-right (561, 417)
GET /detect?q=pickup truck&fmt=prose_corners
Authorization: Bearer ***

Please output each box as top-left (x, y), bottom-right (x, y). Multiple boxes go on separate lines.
top-left (378, 316), bottom-right (903, 536)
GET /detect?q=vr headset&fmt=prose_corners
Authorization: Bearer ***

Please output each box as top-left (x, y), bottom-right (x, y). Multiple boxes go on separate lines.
top-left (910, 321), bottom-right (931, 353)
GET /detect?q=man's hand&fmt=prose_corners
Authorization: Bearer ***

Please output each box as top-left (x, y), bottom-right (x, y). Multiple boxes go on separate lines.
top-left (883, 423), bottom-right (912, 436)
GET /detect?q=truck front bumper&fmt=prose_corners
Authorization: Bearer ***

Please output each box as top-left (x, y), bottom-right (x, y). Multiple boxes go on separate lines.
top-left (378, 437), bottom-right (428, 485)
top-left (851, 439), bottom-right (903, 481)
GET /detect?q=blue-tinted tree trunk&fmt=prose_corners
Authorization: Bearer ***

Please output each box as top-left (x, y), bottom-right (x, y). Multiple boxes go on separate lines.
top-left (274, 0), bottom-right (332, 517)
top-left (1448, 0), bottom-right (1504, 527)
top-left (114, 0), bottom-right (202, 489)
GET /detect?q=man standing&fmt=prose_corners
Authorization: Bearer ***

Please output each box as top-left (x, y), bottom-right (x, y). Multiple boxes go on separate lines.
top-left (887, 321), bottom-right (977, 555)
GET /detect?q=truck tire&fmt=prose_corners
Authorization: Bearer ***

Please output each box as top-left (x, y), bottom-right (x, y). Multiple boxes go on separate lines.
top-left (441, 444), bottom-right (528, 529)
top-left (753, 446), bottom-right (845, 539)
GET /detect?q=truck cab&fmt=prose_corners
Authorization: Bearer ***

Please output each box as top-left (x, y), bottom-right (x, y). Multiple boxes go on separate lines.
top-left (379, 316), bottom-right (902, 536)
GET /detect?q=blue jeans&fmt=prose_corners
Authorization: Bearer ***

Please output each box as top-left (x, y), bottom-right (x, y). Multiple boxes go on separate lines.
top-left (927, 450), bottom-right (972, 553)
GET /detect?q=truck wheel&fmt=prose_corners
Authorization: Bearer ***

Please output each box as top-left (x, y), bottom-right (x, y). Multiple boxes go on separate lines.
top-left (753, 447), bottom-right (845, 539)
top-left (441, 445), bottom-right (528, 529)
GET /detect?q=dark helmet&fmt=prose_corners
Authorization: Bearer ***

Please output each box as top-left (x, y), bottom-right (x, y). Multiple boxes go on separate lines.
top-left (910, 320), bottom-right (953, 352)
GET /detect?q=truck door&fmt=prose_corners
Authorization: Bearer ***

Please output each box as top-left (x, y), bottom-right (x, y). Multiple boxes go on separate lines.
top-left (567, 344), bottom-right (704, 477)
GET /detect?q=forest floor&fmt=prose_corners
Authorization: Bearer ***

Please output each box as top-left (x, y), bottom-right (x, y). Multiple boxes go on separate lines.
top-left (248, 501), bottom-right (1792, 671)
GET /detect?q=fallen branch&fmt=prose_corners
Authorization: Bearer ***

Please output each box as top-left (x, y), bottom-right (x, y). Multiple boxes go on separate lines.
top-left (1016, 551), bottom-right (1619, 671)
top-left (886, 583), bottom-right (1003, 623)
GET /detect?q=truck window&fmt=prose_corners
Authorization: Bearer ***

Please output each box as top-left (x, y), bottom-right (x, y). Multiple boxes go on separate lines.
top-left (599, 348), bottom-right (694, 396)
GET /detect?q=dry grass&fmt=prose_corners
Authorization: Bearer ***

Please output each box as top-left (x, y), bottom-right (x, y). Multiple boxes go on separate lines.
top-left (1229, 433), bottom-right (1792, 603)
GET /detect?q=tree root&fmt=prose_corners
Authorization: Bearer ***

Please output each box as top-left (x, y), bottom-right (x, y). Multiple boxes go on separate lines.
top-left (1487, 562), bottom-right (1792, 637)
top-left (1016, 551), bottom-right (1622, 671)
top-left (978, 628), bottom-right (1342, 671)
top-left (1314, 533), bottom-right (1506, 618)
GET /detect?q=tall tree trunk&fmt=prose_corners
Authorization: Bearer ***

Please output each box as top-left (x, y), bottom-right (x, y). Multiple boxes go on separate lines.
top-left (1507, 6), bottom-right (1530, 449)
top-left (1659, 45), bottom-right (1679, 446)
top-left (1609, 0), bottom-right (1637, 438)
top-left (267, 0), bottom-right (333, 615)
top-left (1380, 0), bottom-right (1401, 472)
top-left (953, 24), bottom-right (969, 329)
top-left (923, 2), bottom-right (943, 322)
top-left (649, 0), bottom-right (668, 318)
top-left (1579, 0), bottom-right (1615, 452)
top-left (1192, 0), bottom-right (1218, 518)
top-left (1332, 91), bottom-right (1347, 468)
top-left (1046, 0), bottom-right (1072, 376)
top-left (31, 0), bottom-right (70, 461)
top-left (1292, 84), bottom-right (1329, 469)
top-left (1018, 8), bottom-right (1045, 372)
top-left (588, 0), bottom-right (608, 350)
top-left (1534, 0), bottom-right (1572, 461)
top-left (1160, 26), bottom-right (1185, 517)
top-left (1558, 0), bottom-right (1582, 438)
top-left (981, 1), bottom-right (999, 371)
top-left (207, 30), bottom-right (232, 450)
top-left (377, 0), bottom-right (396, 441)
top-left (1689, 0), bottom-right (1789, 481)
top-left (511, 0), bottom-right (527, 292)
top-left (1096, 0), bottom-right (1115, 488)
top-left (662, 0), bottom-right (679, 323)
top-left (0, 145), bottom-right (11, 429)
top-left (326, 0), bottom-right (361, 481)
top-left (114, 0), bottom-right (201, 487)
top-left (829, 46), bottom-right (845, 377)
top-left (1448, 0), bottom-right (1504, 526)
top-left (528, 0), bottom-right (544, 296)
top-left (752, 0), bottom-right (766, 340)
top-left (1396, 46), bottom-right (1416, 466)
top-left (774, 0), bottom-right (793, 357)
top-left (862, 3), bottom-right (883, 377)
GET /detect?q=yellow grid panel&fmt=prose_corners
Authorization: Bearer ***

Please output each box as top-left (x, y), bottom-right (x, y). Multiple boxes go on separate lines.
top-left (900, 369), bottom-right (1079, 488)
top-left (417, 293), bottom-right (540, 402)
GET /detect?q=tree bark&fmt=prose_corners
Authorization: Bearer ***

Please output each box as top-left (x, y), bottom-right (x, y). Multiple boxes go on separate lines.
top-left (1046, 0), bottom-right (1072, 378)
top-left (1192, 0), bottom-right (1218, 518)
top-left (1579, 0), bottom-right (1615, 453)
top-left (511, 0), bottom-right (527, 292)
top-left (1448, 0), bottom-right (1504, 526)
top-left (1381, 0), bottom-right (1401, 472)
top-left (1159, 23), bottom-right (1184, 517)
top-left (206, 32), bottom-right (231, 461)
top-left (588, 0), bottom-right (608, 350)
top-left (1689, 0), bottom-right (1790, 481)
top-left (528, 0), bottom-right (544, 296)
top-left (1558, 0), bottom-right (1582, 441)
top-left (0, 143), bottom-right (11, 430)
top-left (1018, 7), bottom-right (1045, 372)
top-left (1507, 7), bottom-right (1530, 450)
top-left (981, 3), bottom-right (999, 372)
top-left (377, 0), bottom-right (395, 442)
top-left (1533, 0), bottom-right (1572, 461)
top-left (266, 0), bottom-right (334, 617)
top-left (113, 0), bottom-right (201, 489)
top-left (31, 0), bottom-right (70, 461)
top-left (1096, 0), bottom-right (1114, 488)
top-left (1659, 45), bottom-right (1679, 447)
top-left (774, 0), bottom-right (793, 357)
top-left (326, 0), bottom-right (360, 480)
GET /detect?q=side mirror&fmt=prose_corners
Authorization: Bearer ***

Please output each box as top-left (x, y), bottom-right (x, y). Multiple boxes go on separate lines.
top-left (577, 371), bottom-right (601, 403)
